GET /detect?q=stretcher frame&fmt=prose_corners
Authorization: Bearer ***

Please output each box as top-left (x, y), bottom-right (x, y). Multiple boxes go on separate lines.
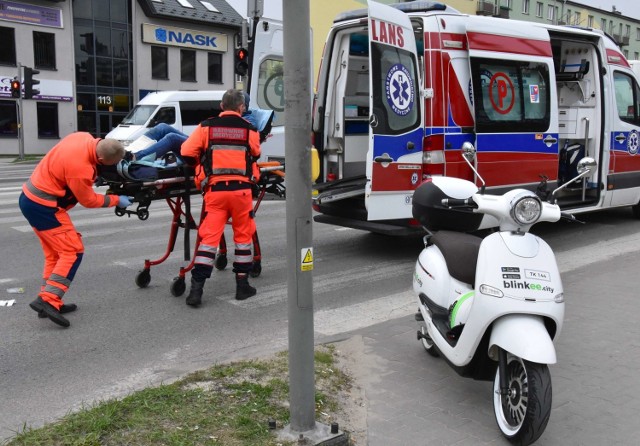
top-left (100, 163), bottom-right (285, 297)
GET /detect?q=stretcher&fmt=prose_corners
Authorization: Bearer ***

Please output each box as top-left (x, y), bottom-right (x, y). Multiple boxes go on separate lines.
top-left (96, 161), bottom-right (285, 297)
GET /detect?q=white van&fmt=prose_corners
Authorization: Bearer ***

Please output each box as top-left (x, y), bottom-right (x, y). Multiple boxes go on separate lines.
top-left (106, 90), bottom-right (224, 147)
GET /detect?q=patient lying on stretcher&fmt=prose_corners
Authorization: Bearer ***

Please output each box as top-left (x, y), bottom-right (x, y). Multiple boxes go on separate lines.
top-left (101, 108), bottom-right (275, 182)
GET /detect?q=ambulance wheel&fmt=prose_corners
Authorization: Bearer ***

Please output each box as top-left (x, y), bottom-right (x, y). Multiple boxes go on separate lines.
top-left (215, 254), bottom-right (227, 270)
top-left (493, 355), bottom-right (552, 445)
top-left (418, 325), bottom-right (439, 357)
top-left (250, 261), bottom-right (262, 278)
top-left (170, 277), bottom-right (186, 297)
top-left (632, 202), bottom-right (640, 219)
top-left (135, 269), bottom-right (151, 288)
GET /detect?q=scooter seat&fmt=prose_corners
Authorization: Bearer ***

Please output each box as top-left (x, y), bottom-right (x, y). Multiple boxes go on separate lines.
top-left (431, 230), bottom-right (481, 286)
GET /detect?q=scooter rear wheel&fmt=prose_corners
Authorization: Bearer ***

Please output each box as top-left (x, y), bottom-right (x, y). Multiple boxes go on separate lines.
top-left (493, 354), bottom-right (552, 445)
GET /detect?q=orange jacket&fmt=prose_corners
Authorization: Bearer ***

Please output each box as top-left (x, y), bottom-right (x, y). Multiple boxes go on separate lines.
top-left (181, 111), bottom-right (261, 187)
top-left (22, 132), bottom-right (119, 209)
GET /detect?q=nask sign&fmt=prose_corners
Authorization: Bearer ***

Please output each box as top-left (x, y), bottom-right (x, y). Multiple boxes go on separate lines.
top-left (141, 23), bottom-right (228, 52)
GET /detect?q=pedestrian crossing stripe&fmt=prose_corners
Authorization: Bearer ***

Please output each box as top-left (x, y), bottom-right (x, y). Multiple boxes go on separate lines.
top-left (301, 247), bottom-right (313, 271)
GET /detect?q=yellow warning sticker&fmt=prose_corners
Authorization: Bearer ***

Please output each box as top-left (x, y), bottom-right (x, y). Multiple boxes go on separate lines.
top-left (301, 247), bottom-right (313, 271)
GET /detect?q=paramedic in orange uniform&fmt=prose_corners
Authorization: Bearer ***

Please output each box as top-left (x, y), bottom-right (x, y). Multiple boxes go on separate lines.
top-left (19, 134), bottom-right (131, 328)
top-left (181, 89), bottom-right (261, 306)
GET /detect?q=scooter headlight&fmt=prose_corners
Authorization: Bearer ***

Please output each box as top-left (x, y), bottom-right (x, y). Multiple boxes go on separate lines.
top-left (511, 194), bottom-right (542, 225)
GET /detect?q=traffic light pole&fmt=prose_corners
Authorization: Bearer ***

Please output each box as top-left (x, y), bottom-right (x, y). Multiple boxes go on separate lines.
top-left (16, 63), bottom-right (24, 161)
top-left (279, 0), bottom-right (346, 444)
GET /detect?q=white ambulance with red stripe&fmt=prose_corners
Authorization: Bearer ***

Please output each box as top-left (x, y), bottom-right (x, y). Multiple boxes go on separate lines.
top-left (311, 1), bottom-right (640, 235)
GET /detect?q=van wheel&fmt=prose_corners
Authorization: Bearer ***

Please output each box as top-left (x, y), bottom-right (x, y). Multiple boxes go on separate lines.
top-left (632, 203), bottom-right (640, 219)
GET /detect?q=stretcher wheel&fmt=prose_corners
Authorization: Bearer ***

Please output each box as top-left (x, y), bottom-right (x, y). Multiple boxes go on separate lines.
top-left (135, 269), bottom-right (151, 288)
top-left (215, 254), bottom-right (228, 270)
top-left (250, 261), bottom-right (262, 278)
top-left (170, 277), bottom-right (186, 297)
top-left (115, 207), bottom-right (126, 217)
top-left (137, 209), bottom-right (149, 221)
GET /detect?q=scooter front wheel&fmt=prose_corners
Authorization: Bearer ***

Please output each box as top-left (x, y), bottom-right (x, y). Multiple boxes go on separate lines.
top-left (418, 325), bottom-right (439, 357)
top-left (493, 354), bottom-right (552, 445)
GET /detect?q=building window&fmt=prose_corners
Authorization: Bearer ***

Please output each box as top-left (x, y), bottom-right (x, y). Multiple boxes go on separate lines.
top-left (0, 27), bottom-right (16, 66)
top-left (208, 52), bottom-right (222, 84)
top-left (181, 49), bottom-right (196, 81)
top-left (547, 5), bottom-right (555, 22)
top-left (626, 25), bottom-right (631, 38)
top-left (151, 46), bottom-right (168, 79)
top-left (588, 16), bottom-right (594, 28)
top-left (635, 52), bottom-right (639, 59)
top-left (0, 100), bottom-right (18, 137)
top-left (37, 103), bottom-right (59, 138)
top-left (602, 19), bottom-right (607, 31)
top-left (574, 12), bottom-right (580, 26)
top-left (33, 32), bottom-right (56, 70)
top-left (637, 28), bottom-right (640, 41)
top-left (536, 2), bottom-right (543, 17)
top-left (522, 0), bottom-right (529, 14)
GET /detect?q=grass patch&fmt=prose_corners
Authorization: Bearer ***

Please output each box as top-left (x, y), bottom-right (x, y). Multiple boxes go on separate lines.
top-left (8, 155), bottom-right (42, 163)
top-left (4, 345), bottom-right (354, 446)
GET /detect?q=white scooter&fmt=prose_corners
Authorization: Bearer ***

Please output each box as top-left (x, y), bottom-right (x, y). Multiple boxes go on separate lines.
top-left (412, 143), bottom-right (596, 445)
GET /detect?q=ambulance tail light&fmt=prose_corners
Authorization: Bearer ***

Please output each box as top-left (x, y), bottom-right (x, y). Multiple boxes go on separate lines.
top-left (422, 134), bottom-right (445, 178)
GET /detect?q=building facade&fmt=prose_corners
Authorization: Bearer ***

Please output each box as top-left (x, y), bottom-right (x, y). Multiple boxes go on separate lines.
top-left (0, 0), bottom-right (242, 156)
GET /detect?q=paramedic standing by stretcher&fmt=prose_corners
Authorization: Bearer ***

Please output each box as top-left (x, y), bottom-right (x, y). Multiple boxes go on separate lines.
top-left (18, 134), bottom-right (132, 328)
top-left (181, 89), bottom-right (261, 307)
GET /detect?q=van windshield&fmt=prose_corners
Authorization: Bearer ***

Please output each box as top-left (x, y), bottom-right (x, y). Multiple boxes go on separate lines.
top-left (120, 105), bottom-right (157, 125)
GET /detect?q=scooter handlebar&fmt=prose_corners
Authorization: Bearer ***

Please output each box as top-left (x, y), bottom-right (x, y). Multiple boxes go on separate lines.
top-left (441, 197), bottom-right (475, 208)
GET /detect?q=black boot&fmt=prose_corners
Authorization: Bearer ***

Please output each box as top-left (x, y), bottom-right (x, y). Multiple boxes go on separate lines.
top-left (186, 278), bottom-right (205, 307)
top-left (235, 274), bottom-right (256, 301)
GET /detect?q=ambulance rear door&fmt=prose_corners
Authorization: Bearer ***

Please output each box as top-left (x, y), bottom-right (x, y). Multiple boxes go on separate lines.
top-left (465, 17), bottom-right (558, 188)
top-left (365, 1), bottom-right (423, 220)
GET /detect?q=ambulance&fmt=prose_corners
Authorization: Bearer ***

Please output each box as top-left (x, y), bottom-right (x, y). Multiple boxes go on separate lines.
top-left (311, 1), bottom-right (640, 235)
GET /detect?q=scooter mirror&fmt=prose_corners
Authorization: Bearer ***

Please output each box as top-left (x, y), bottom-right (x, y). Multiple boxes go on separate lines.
top-left (576, 157), bottom-right (597, 176)
top-left (461, 142), bottom-right (486, 192)
top-left (461, 141), bottom-right (476, 162)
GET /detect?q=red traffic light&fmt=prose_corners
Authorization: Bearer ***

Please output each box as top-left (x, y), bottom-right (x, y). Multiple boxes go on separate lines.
top-left (236, 48), bottom-right (248, 61)
top-left (10, 78), bottom-right (21, 98)
top-left (234, 48), bottom-right (249, 76)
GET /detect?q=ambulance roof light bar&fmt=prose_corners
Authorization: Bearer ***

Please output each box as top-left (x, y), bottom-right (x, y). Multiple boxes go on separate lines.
top-left (334, 2), bottom-right (456, 24)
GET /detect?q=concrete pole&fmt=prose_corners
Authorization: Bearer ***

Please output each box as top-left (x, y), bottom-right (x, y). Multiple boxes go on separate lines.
top-left (283, 0), bottom-right (315, 433)
top-left (17, 63), bottom-right (24, 160)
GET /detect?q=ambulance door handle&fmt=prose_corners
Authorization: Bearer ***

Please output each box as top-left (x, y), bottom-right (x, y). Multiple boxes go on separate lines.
top-left (543, 135), bottom-right (557, 145)
top-left (374, 154), bottom-right (393, 164)
top-left (615, 133), bottom-right (626, 143)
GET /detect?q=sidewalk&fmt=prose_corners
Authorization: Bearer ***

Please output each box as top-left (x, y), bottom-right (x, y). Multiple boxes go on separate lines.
top-left (337, 251), bottom-right (640, 446)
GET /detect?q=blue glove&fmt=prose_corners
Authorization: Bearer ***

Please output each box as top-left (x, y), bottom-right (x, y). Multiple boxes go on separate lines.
top-left (117, 195), bottom-right (132, 208)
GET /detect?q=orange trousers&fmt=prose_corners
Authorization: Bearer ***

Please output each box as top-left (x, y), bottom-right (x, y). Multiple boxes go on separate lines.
top-left (192, 188), bottom-right (255, 281)
top-left (19, 193), bottom-right (84, 310)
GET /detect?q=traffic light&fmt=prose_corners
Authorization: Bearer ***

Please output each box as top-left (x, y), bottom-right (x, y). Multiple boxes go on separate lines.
top-left (10, 77), bottom-right (20, 98)
top-left (234, 47), bottom-right (249, 76)
top-left (23, 67), bottom-right (40, 99)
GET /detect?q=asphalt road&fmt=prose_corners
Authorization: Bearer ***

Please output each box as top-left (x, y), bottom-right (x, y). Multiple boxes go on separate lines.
top-left (1, 160), bottom-right (640, 441)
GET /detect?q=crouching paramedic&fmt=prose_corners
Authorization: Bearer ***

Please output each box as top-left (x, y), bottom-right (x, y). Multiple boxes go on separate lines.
top-left (19, 134), bottom-right (132, 328)
top-left (180, 89), bottom-right (261, 307)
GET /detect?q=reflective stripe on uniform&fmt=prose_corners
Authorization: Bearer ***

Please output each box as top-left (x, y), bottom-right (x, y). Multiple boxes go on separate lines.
top-left (194, 244), bottom-right (217, 266)
top-left (25, 179), bottom-right (59, 202)
top-left (234, 242), bottom-right (252, 264)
